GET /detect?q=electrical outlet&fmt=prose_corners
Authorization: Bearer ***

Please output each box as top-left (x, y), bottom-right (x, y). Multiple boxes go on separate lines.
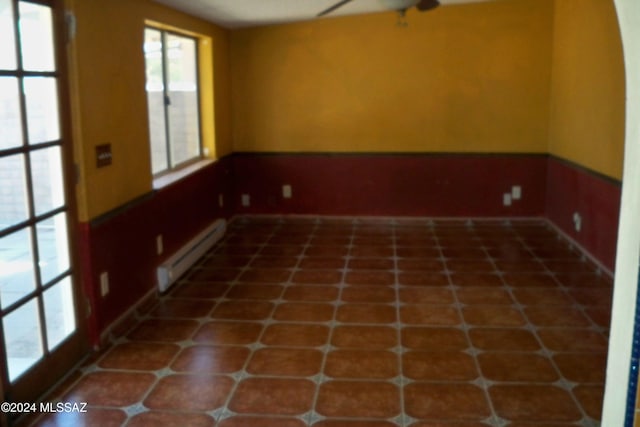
top-left (503, 193), bottom-right (512, 206)
top-left (282, 184), bottom-right (292, 199)
top-left (242, 194), bottom-right (250, 207)
top-left (512, 185), bottom-right (522, 200)
top-left (156, 235), bottom-right (163, 255)
top-left (573, 212), bottom-right (582, 232)
top-left (100, 271), bottom-right (109, 297)
top-left (218, 194), bottom-right (224, 208)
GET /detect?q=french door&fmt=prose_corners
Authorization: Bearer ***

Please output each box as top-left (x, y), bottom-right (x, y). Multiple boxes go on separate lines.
top-left (0, 0), bottom-right (86, 415)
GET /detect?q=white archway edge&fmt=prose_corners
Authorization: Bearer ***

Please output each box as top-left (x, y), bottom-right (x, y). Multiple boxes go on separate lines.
top-left (602, 0), bottom-right (640, 425)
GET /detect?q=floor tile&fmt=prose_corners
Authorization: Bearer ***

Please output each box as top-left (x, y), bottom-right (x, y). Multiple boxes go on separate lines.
top-left (273, 302), bottom-right (335, 322)
top-left (345, 271), bottom-right (396, 286)
top-left (401, 327), bottom-right (469, 350)
top-left (211, 301), bottom-right (274, 320)
top-left (283, 285), bottom-right (339, 302)
top-left (144, 374), bottom-right (234, 411)
top-left (292, 270), bottom-right (343, 285)
top-left (193, 321), bottom-right (263, 345)
top-left (404, 383), bottom-right (490, 420)
top-left (218, 416), bottom-right (307, 427)
top-left (98, 342), bottom-right (180, 370)
top-left (553, 352), bottom-right (607, 383)
top-left (225, 284), bottom-right (285, 300)
top-left (36, 409), bottom-right (127, 427)
top-left (261, 323), bottom-right (330, 347)
top-left (400, 305), bottom-right (461, 326)
top-left (402, 351), bottom-right (478, 381)
top-left (462, 306), bottom-right (526, 327)
top-left (64, 372), bottom-right (156, 406)
top-left (171, 345), bottom-right (250, 373)
top-left (537, 328), bottom-right (608, 352)
top-left (126, 412), bottom-right (215, 427)
top-left (331, 325), bottom-right (398, 349)
top-left (399, 287), bottom-right (455, 304)
top-left (246, 347), bottom-right (323, 376)
top-left (228, 378), bottom-right (315, 415)
top-left (468, 328), bottom-right (540, 351)
top-left (316, 380), bottom-right (401, 418)
top-left (324, 349), bottom-right (399, 379)
top-left (127, 319), bottom-right (200, 342)
top-left (477, 352), bottom-right (558, 382)
top-left (489, 384), bottom-right (582, 422)
top-left (336, 303), bottom-right (397, 324)
top-left (456, 288), bottom-right (514, 305)
top-left (398, 272), bottom-right (449, 287)
top-left (149, 299), bottom-right (215, 318)
top-left (341, 286), bottom-right (396, 303)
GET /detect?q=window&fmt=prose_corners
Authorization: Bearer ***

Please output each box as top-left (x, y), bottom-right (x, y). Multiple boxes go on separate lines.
top-left (144, 27), bottom-right (202, 175)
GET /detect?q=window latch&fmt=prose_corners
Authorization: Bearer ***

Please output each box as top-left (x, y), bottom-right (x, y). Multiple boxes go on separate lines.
top-left (164, 95), bottom-right (171, 106)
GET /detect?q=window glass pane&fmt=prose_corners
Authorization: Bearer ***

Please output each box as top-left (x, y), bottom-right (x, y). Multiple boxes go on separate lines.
top-left (24, 77), bottom-right (60, 143)
top-left (44, 277), bottom-right (76, 350)
top-left (0, 0), bottom-right (17, 70)
top-left (30, 146), bottom-right (65, 216)
top-left (144, 28), bottom-right (168, 174)
top-left (3, 299), bottom-right (43, 381)
top-left (0, 228), bottom-right (36, 309)
top-left (0, 154), bottom-right (29, 230)
top-left (0, 77), bottom-right (23, 150)
top-left (18, 1), bottom-right (55, 72)
top-left (167, 34), bottom-right (200, 167)
top-left (36, 214), bottom-right (70, 285)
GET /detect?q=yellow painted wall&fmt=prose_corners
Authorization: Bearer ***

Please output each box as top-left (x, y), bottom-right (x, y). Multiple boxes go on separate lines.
top-left (548, 0), bottom-right (625, 180)
top-left (230, 0), bottom-right (554, 153)
top-left (65, 0), bottom-right (232, 221)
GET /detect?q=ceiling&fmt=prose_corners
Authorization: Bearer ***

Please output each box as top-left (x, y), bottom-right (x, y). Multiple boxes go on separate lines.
top-left (152, 0), bottom-right (494, 29)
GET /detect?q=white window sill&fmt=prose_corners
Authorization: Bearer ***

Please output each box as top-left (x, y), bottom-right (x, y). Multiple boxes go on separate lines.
top-left (152, 158), bottom-right (216, 191)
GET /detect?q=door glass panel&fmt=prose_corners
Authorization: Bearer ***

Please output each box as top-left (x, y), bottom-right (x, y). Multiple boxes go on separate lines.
top-left (24, 77), bottom-right (60, 144)
top-left (36, 214), bottom-right (70, 285)
top-left (0, 154), bottom-right (29, 229)
top-left (30, 146), bottom-right (65, 216)
top-left (0, 0), bottom-right (17, 70)
top-left (167, 34), bottom-right (200, 166)
top-left (18, 1), bottom-right (55, 72)
top-left (144, 28), bottom-right (168, 174)
top-left (0, 228), bottom-right (36, 309)
top-left (3, 299), bottom-right (43, 381)
top-left (0, 77), bottom-right (22, 150)
top-left (43, 277), bottom-right (75, 350)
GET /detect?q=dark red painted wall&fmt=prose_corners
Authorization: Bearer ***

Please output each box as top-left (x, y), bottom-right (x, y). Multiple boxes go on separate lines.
top-left (545, 157), bottom-right (621, 272)
top-left (77, 158), bottom-right (233, 344)
top-left (230, 154), bottom-right (548, 217)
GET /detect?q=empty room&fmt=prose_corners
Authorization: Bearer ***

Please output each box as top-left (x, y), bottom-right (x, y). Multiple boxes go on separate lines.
top-left (0, 0), bottom-right (638, 426)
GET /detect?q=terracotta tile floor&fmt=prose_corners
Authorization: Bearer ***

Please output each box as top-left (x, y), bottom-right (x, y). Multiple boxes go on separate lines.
top-left (32, 216), bottom-right (612, 427)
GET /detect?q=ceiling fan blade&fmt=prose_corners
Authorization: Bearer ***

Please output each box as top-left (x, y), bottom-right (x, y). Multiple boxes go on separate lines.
top-left (317, 0), bottom-right (355, 17)
top-left (416, 0), bottom-right (440, 11)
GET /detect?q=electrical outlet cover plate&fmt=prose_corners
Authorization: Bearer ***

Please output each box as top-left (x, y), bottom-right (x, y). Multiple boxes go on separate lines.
top-left (283, 185), bottom-right (292, 199)
top-left (241, 194), bottom-right (250, 207)
top-left (503, 193), bottom-right (512, 206)
top-left (512, 185), bottom-right (522, 200)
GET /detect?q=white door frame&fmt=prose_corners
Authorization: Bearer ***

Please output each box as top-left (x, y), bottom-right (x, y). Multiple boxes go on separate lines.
top-left (602, 0), bottom-right (640, 425)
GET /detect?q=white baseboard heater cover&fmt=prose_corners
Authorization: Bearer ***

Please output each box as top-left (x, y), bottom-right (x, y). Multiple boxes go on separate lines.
top-left (157, 218), bottom-right (226, 293)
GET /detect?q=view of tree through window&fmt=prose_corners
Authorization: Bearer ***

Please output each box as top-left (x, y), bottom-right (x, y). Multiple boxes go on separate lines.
top-left (144, 28), bottom-right (201, 175)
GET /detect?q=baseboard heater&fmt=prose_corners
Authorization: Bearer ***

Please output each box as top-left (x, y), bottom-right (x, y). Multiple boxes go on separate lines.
top-left (157, 218), bottom-right (226, 293)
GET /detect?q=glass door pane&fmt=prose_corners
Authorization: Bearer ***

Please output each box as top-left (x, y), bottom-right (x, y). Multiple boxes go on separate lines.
top-left (0, 77), bottom-right (23, 150)
top-left (0, 0), bottom-right (17, 70)
top-left (18, 1), bottom-right (55, 72)
top-left (3, 299), bottom-right (43, 381)
top-left (0, 228), bottom-right (36, 309)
